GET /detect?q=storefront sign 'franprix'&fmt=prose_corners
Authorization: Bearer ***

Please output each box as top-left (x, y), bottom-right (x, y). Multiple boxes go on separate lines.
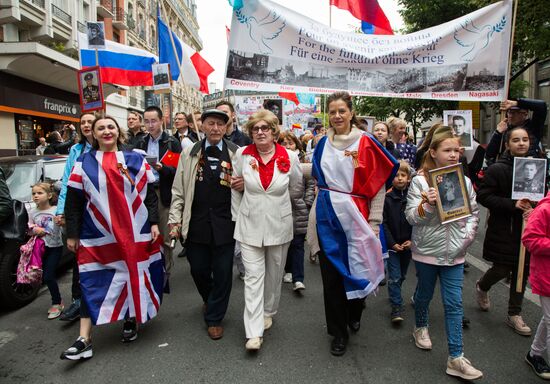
top-left (0, 86), bottom-right (81, 119)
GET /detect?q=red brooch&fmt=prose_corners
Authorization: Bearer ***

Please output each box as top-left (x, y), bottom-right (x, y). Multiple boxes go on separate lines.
top-left (249, 158), bottom-right (259, 171)
top-left (277, 157), bottom-right (290, 173)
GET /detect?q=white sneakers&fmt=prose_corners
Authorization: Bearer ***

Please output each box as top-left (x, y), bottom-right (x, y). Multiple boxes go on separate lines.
top-left (506, 315), bottom-right (532, 336)
top-left (293, 281), bottom-right (305, 291)
top-left (446, 355), bottom-right (483, 380)
top-left (264, 316), bottom-right (273, 330)
top-left (245, 337), bottom-right (263, 351)
top-left (475, 280), bottom-right (490, 311)
top-left (283, 273), bottom-right (292, 283)
top-left (413, 327), bottom-right (432, 350)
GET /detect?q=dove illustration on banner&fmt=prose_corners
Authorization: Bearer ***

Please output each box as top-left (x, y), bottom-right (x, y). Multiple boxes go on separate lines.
top-left (453, 16), bottom-right (507, 62)
top-left (235, 5), bottom-right (286, 54)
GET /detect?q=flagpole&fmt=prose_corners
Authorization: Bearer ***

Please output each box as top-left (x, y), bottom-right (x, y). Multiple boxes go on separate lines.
top-left (159, 0), bottom-right (201, 139)
top-left (504, 0), bottom-right (519, 99)
top-left (329, 1), bottom-right (332, 27)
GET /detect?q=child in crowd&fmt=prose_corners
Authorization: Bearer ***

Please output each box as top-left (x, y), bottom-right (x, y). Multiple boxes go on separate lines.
top-left (476, 127), bottom-right (533, 336)
top-left (29, 182), bottom-right (63, 319)
top-left (278, 131), bottom-right (315, 291)
top-left (383, 160), bottom-right (413, 323)
top-left (522, 191), bottom-right (550, 380)
top-left (405, 125), bottom-right (482, 380)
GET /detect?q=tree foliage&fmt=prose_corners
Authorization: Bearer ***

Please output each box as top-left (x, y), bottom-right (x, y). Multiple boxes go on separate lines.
top-left (354, 97), bottom-right (457, 143)
top-left (398, 0), bottom-right (550, 75)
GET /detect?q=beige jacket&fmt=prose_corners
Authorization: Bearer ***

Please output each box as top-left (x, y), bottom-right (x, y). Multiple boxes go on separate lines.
top-left (231, 146), bottom-right (304, 247)
top-left (168, 138), bottom-right (239, 241)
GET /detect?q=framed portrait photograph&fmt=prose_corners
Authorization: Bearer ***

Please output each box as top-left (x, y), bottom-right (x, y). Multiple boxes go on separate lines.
top-left (512, 157), bottom-right (547, 202)
top-left (429, 163), bottom-right (472, 224)
top-left (443, 110), bottom-right (473, 150)
top-left (86, 21), bottom-right (105, 49)
top-left (357, 116), bottom-right (376, 133)
top-left (263, 99), bottom-right (283, 125)
top-left (152, 63), bottom-right (171, 93)
top-left (77, 67), bottom-right (104, 112)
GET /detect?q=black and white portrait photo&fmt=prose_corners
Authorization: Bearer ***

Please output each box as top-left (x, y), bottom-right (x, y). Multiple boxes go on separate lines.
top-left (263, 99), bottom-right (283, 125)
top-left (87, 22), bottom-right (105, 49)
top-left (444, 110), bottom-right (473, 149)
top-left (152, 63), bottom-right (171, 92)
top-left (437, 172), bottom-right (465, 211)
top-left (429, 163), bottom-right (472, 224)
top-left (512, 157), bottom-right (547, 201)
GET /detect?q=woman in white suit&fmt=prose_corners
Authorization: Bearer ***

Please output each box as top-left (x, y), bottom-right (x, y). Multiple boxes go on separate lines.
top-left (232, 110), bottom-right (304, 351)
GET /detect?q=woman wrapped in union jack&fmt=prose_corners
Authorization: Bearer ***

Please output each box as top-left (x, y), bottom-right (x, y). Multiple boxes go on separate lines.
top-left (60, 115), bottom-right (164, 361)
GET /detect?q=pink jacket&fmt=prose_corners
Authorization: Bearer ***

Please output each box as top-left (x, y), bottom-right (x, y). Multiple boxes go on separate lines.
top-left (522, 192), bottom-right (550, 297)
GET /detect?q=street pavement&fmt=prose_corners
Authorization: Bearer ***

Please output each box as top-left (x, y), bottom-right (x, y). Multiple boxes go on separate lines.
top-left (0, 208), bottom-right (543, 383)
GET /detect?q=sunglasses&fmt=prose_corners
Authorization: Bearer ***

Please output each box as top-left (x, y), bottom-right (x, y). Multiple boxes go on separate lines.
top-left (251, 125), bottom-right (272, 133)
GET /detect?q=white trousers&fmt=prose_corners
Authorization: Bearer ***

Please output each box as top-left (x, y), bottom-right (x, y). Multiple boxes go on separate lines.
top-left (531, 295), bottom-right (550, 360)
top-left (241, 242), bottom-right (290, 338)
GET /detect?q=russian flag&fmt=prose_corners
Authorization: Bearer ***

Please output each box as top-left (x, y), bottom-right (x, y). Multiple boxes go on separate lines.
top-left (330, 0), bottom-right (394, 35)
top-left (158, 12), bottom-right (214, 94)
top-left (78, 33), bottom-right (157, 86)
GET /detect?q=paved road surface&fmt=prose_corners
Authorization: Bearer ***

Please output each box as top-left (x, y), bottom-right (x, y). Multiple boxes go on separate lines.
top-left (0, 209), bottom-right (542, 383)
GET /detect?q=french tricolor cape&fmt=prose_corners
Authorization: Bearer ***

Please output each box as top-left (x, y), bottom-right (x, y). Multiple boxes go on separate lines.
top-left (68, 150), bottom-right (164, 325)
top-left (313, 132), bottom-right (397, 299)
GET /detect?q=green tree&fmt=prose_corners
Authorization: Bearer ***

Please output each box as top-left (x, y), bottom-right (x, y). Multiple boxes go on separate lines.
top-left (354, 97), bottom-right (457, 143)
top-left (398, 0), bottom-right (550, 79)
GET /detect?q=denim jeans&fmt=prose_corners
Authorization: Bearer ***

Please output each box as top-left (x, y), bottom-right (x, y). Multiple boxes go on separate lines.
top-left (42, 246), bottom-right (62, 305)
top-left (284, 234), bottom-right (305, 283)
top-left (387, 250), bottom-right (411, 307)
top-left (414, 260), bottom-right (464, 358)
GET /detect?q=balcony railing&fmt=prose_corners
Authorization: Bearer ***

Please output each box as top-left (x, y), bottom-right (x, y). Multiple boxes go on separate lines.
top-left (51, 4), bottom-right (71, 25)
top-left (77, 21), bottom-right (86, 33)
top-left (100, 0), bottom-right (114, 13)
top-left (26, 0), bottom-right (45, 8)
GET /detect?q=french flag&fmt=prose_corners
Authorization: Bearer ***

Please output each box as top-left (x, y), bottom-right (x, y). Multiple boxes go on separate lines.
top-left (330, 0), bottom-right (394, 35)
top-left (78, 33), bottom-right (157, 86)
top-left (158, 12), bottom-right (214, 94)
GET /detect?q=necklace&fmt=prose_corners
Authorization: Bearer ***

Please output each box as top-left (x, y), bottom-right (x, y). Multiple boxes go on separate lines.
top-left (257, 146), bottom-right (275, 155)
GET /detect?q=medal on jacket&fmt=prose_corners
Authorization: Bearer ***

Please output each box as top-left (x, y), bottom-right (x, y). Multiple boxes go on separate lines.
top-left (196, 157), bottom-right (205, 182)
top-left (220, 161), bottom-right (232, 188)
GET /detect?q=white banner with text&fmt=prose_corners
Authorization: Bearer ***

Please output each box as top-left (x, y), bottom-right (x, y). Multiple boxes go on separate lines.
top-left (224, 0), bottom-right (512, 101)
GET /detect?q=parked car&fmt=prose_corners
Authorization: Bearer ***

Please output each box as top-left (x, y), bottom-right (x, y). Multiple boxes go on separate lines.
top-left (0, 155), bottom-right (70, 309)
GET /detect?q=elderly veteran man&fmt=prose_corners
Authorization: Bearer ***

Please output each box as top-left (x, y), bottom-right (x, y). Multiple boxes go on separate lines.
top-left (169, 109), bottom-right (239, 340)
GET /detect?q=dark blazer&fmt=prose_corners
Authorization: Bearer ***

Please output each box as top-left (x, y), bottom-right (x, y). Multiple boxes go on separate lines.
top-left (174, 129), bottom-right (199, 144)
top-left (383, 187), bottom-right (412, 249)
top-left (225, 126), bottom-right (252, 147)
top-left (476, 151), bottom-right (529, 265)
top-left (127, 130), bottom-right (147, 148)
top-left (136, 131), bottom-right (182, 207)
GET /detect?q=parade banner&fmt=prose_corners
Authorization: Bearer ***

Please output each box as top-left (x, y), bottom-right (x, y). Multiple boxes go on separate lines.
top-left (225, 0), bottom-right (513, 101)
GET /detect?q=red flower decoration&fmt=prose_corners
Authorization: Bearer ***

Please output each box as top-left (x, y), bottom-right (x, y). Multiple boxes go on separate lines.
top-left (277, 157), bottom-right (290, 173)
top-left (249, 158), bottom-right (259, 171)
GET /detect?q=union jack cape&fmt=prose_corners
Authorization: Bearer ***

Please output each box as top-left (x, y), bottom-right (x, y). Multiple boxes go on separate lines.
top-left (68, 150), bottom-right (164, 325)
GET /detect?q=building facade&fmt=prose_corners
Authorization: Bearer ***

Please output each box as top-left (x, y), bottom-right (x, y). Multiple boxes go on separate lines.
top-left (0, 0), bottom-right (202, 156)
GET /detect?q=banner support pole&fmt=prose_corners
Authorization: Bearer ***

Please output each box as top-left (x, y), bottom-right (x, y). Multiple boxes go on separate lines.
top-left (159, 0), bottom-right (201, 139)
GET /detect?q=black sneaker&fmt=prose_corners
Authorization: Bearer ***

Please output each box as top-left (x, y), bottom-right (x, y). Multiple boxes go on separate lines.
top-left (59, 299), bottom-right (81, 322)
top-left (391, 306), bottom-right (404, 323)
top-left (525, 351), bottom-right (550, 379)
top-left (177, 247), bottom-right (187, 258)
top-left (60, 336), bottom-right (92, 360)
top-left (122, 319), bottom-right (138, 343)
